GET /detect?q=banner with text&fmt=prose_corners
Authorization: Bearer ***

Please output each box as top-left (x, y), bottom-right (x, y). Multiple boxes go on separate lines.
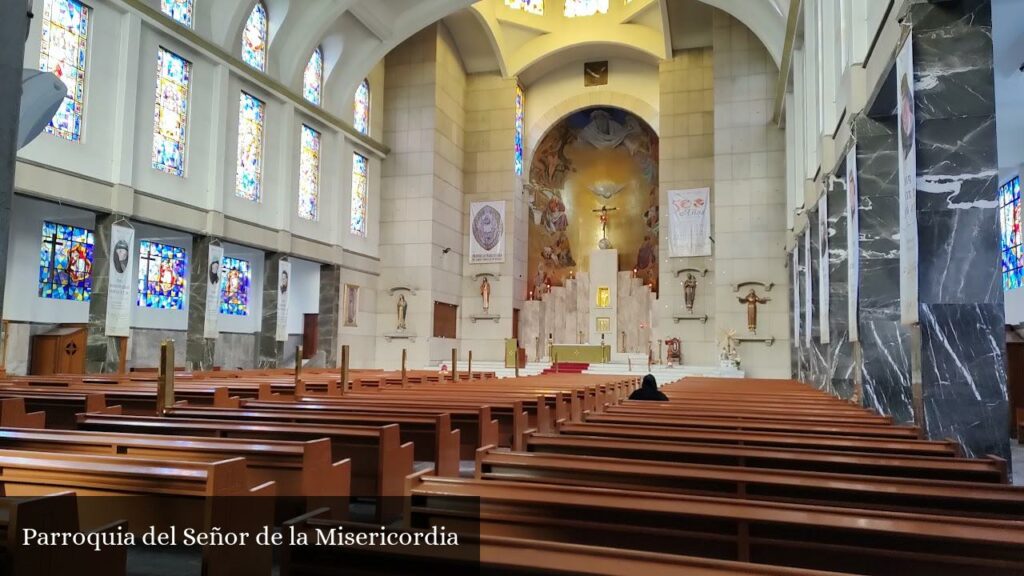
top-left (203, 244), bottom-right (224, 339)
top-left (668, 188), bottom-right (712, 257)
top-left (896, 32), bottom-right (919, 325)
top-left (846, 147), bottom-right (860, 342)
top-left (105, 225), bottom-right (135, 337)
top-left (276, 260), bottom-right (291, 342)
top-left (818, 195), bottom-right (830, 344)
top-left (469, 201), bottom-right (506, 264)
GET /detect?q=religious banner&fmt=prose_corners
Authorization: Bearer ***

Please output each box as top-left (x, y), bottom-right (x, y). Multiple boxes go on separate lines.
top-left (846, 147), bottom-right (860, 342)
top-left (104, 224), bottom-right (135, 337)
top-left (804, 230), bottom-right (812, 347)
top-left (668, 188), bottom-right (712, 257)
top-left (792, 248), bottom-right (800, 343)
top-left (896, 32), bottom-right (919, 325)
top-left (470, 201), bottom-right (505, 264)
top-left (818, 195), bottom-right (830, 344)
top-left (276, 259), bottom-right (290, 342)
top-left (203, 244), bottom-right (224, 339)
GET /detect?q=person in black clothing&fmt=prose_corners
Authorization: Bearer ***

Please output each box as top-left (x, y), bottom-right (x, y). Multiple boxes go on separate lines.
top-left (628, 374), bottom-right (668, 401)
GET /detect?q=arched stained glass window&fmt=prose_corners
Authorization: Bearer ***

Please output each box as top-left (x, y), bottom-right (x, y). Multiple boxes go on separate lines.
top-left (241, 2), bottom-right (268, 71)
top-left (137, 240), bottom-right (188, 309)
top-left (161, 0), bottom-right (193, 28)
top-left (303, 47), bottom-right (323, 106)
top-left (39, 0), bottom-right (90, 142)
top-left (152, 47), bottom-right (192, 177)
top-left (564, 0), bottom-right (608, 17)
top-left (298, 124), bottom-right (321, 221)
top-left (514, 83), bottom-right (524, 176)
top-left (505, 0), bottom-right (543, 15)
top-left (350, 153), bottom-right (368, 237)
top-left (235, 92), bottom-right (266, 202)
top-left (353, 79), bottom-right (370, 135)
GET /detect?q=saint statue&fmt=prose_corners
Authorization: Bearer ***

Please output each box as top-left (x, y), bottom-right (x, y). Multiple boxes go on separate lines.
top-left (480, 277), bottom-right (491, 313)
top-left (396, 295), bottom-right (408, 331)
top-left (683, 274), bottom-right (697, 313)
top-left (737, 289), bottom-right (770, 333)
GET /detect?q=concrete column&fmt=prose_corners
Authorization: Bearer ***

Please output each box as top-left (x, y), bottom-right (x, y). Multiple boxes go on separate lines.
top-left (257, 253), bottom-right (285, 367)
top-left (318, 264), bottom-right (341, 366)
top-left (185, 236), bottom-right (215, 370)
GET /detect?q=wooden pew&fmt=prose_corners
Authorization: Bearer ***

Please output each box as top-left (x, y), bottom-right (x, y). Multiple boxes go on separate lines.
top-left (475, 448), bottom-right (1024, 519)
top-left (0, 450), bottom-right (275, 576)
top-left (407, 476), bottom-right (1024, 576)
top-left (580, 412), bottom-right (921, 438)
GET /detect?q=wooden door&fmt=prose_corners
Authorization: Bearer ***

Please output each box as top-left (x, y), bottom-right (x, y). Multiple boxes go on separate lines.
top-left (303, 314), bottom-right (318, 359)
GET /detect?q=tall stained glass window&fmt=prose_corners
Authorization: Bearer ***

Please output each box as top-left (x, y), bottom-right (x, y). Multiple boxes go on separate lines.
top-left (235, 92), bottom-right (266, 201)
top-left (152, 47), bottom-right (192, 177)
top-left (39, 221), bottom-right (94, 302)
top-left (354, 79), bottom-right (370, 135)
top-left (219, 256), bottom-right (251, 315)
top-left (564, 0), bottom-right (609, 17)
top-left (350, 153), bottom-right (368, 237)
top-left (241, 2), bottom-right (268, 72)
top-left (505, 0), bottom-right (544, 15)
top-left (303, 47), bottom-right (323, 106)
top-left (298, 124), bottom-right (321, 220)
top-left (1000, 176), bottom-right (1022, 290)
top-left (39, 0), bottom-right (89, 142)
top-left (161, 0), bottom-right (193, 28)
top-left (514, 83), bottom-right (524, 176)
top-left (137, 240), bottom-right (187, 309)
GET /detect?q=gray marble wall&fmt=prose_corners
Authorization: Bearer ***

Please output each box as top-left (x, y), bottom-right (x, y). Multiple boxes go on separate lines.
top-left (129, 328), bottom-right (186, 369)
top-left (795, 232), bottom-right (808, 382)
top-left (85, 214), bottom-right (123, 373)
top-left (908, 0), bottom-right (1008, 461)
top-left (806, 205), bottom-right (832, 393)
top-left (826, 178), bottom-right (856, 399)
top-left (185, 236), bottom-right (215, 370)
top-left (854, 115), bottom-right (915, 424)
top-left (257, 254), bottom-right (284, 367)
top-left (213, 332), bottom-right (257, 370)
top-left (318, 264), bottom-right (341, 367)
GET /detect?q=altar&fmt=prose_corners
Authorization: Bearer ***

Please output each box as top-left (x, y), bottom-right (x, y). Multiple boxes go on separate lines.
top-left (551, 344), bottom-right (611, 363)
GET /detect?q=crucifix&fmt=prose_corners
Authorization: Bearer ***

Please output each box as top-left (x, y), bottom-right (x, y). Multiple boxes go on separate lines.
top-left (592, 205), bottom-right (617, 248)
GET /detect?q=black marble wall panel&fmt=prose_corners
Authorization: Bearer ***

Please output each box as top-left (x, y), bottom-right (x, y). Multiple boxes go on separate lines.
top-left (827, 178), bottom-right (855, 399)
top-left (85, 214), bottom-right (122, 373)
top-left (318, 264), bottom-right (341, 367)
top-left (185, 236), bottom-right (215, 370)
top-left (258, 253), bottom-right (285, 367)
top-left (796, 232), bottom-right (809, 383)
top-left (806, 205), bottom-right (831, 393)
top-left (789, 252), bottom-right (799, 379)
top-left (908, 0), bottom-right (1008, 462)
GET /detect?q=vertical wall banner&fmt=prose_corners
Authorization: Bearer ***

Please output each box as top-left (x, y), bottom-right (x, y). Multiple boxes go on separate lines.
top-left (846, 147), bottom-right (860, 342)
top-left (203, 244), bottom-right (224, 339)
top-left (470, 201), bottom-right (506, 263)
top-left (896, 32), bottom-right (919, 325)
top-left (817, 195), bottom-right (830, 344)
top-left (276, 259), bottom-right (291, 342)
top-left (668, 188), bottom-right (712, 257)
top-left (804, 231), bottom-right (812, 347)
top-left (792, 249), bottom-right (800, 343)
top-left (105, 224), bottom-right (135, 337)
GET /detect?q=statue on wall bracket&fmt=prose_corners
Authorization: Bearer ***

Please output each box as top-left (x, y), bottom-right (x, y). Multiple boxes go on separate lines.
top-left (683, 273), bottom-right (697, 312)
top-left (738, 289), bottom-right (770, 333)
top-left (396, 295), bottom-right (408, 331)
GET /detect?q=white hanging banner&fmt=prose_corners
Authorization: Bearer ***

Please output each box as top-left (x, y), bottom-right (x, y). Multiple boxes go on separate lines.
top-left (846, 147), bottom-right (860, 342)
top-left (804, 230), bottom-right (812, 347)
top-left (105, 225), bottom-right (135, 337)
top-left (276, 259), bottom-right (291, 342)
top-left (203, 244), bottom-right (224, 339)
top-left (668, 188), bottom-right (712, 257)
top-left (792, 248), bottom-right (800, 344)
top-left (896, 32), bottom-right (919, 325)
top-left (818, 195), bottom-right (830, 344)
top-left (469, 201), bottom-right (506, 264)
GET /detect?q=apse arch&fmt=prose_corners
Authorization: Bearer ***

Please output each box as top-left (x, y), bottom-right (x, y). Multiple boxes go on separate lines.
top-left (526, 93), bottom-right (658, 154)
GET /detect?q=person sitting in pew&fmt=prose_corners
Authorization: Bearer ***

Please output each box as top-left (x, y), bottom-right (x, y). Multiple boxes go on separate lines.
top-left (628, 374), bottom-right (668, 402)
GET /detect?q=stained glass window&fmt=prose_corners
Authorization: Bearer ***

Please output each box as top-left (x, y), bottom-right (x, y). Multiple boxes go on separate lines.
top-left (219, 256), bottom-right (251, 315)
top-left (505, 0), bottom-right (544, 15)
top-left (152, 47), bottom-right (192, 177)
top-left (303, 47), bottom-right (323, 106)
top-left (235, 92), bottom-right (266, 201)
top-left (515, 83), bottom-right (524, 176)
top-left (161, 0), bottom-right (193, 28)
top-left (350, 153), bottom-right (368, 237)
top-left (39, 221), bottom-right (94, 302)
top-left (564, 0), bottom-right (608, 17)
top-left (1000, 176), bottom-right (1022, 290)
top-left (298, 124), bottom-right (321, 220)
top-left (354, 79), bottom-right (370, 135)
top-left (241, 2), bottom-right (268, 72)
top-left (39, 0), bottom-right (89, 142)
top-left (137, 240), bottom-right (187, 309)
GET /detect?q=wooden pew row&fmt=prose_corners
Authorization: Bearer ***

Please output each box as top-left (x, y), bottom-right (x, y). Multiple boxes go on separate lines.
top-left (524, 433), bottom-right (1008, 483)
top-left (580, 412), bottom-right (921, 439)
top-left (475, 448), bottom-right (1024, 519)
top-left (74, 413), bottom-right (414, 508)
top-left (407, 475), bottom-right (1024, 576)
top-left (0, 492), bottom-right (127, 576)
top-left (0, 427), bottom-right (350, 517)
top-left (281, 511), bottom-right (846, 576)
top-left (613, 402), bottom-right (895, 424)
top-left (0, 450), bottom-right (275, 576)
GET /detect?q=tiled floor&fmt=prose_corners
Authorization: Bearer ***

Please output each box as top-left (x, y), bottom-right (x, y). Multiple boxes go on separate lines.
top-left (1011, 438), bottom-right (1024, 486)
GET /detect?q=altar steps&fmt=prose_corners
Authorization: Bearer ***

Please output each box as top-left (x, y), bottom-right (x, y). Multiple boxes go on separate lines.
top-left (542, 362), bottom-right (590, 374)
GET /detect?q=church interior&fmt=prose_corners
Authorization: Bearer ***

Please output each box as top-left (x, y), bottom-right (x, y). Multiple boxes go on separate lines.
top-left (0, 0), bottom-right (1022, 574)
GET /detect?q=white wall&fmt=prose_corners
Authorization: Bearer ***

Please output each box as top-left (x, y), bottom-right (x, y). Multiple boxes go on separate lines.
top-left (218, 242), bottom-right (265, 333)
top-left (286, 257), bottom-right (320, 334)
